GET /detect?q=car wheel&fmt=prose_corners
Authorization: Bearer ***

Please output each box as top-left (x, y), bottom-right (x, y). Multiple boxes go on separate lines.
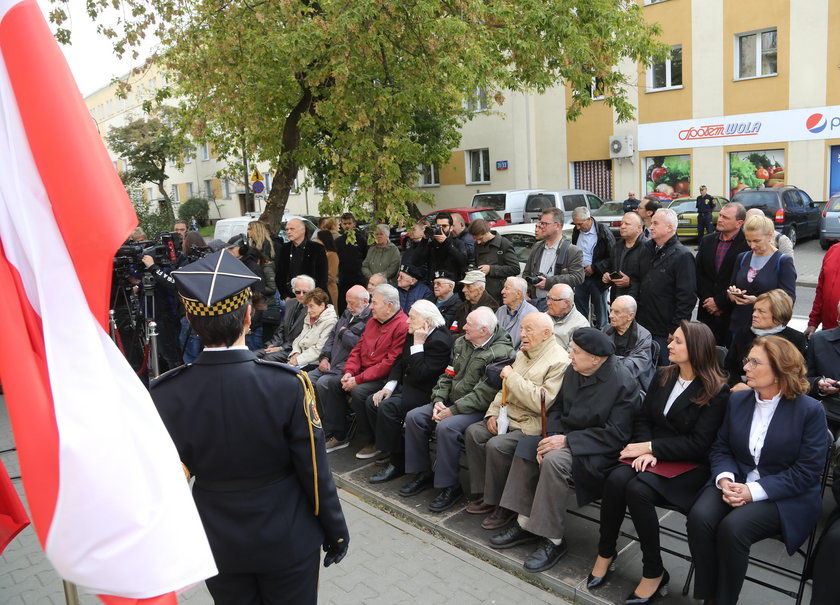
top-left (786, 225), bottom-right (797, 248)
top-left (821, 238), bottom-right (831, 250)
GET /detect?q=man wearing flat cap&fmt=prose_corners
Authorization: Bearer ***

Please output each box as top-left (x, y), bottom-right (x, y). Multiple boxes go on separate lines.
top-left (486, 327), bottom-right (638, 574)
top-left (397, 263), bottom-right (433, 314)
top-left (150, 250), bottom-right (349, 604)
top-left (453, 269), bottom-right (499, 334)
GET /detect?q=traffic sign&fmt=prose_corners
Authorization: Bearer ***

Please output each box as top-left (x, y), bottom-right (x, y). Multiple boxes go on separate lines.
top-left (252, 180), bottom-right (265, 193)
top-left (250, 168), bottom-right (263, 182)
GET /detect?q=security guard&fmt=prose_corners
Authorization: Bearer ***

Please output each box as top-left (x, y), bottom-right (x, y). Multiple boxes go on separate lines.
top-left (150, 250), bottom-right (349, 604)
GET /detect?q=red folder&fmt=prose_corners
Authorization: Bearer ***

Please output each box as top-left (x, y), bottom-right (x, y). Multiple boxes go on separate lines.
top-left (619, 458), bottom-right (698, 479)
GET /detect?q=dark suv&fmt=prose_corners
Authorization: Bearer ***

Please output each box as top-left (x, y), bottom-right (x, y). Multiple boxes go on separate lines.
top-left (732, 186), bottom-right (821, 247)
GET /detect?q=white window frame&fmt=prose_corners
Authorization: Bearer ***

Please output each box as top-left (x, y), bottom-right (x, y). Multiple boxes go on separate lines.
top-left (184, 147), bottom-right (192, 164)
top-left (223, 178), bottom-right (231, 198)
top-left (204, 179), bottom-right (213, 198)
top-left (735, 28), bottom-right (777, 81)
top-left (464, 88), bottom-right (490, 113)
top-left (170, 184), bottom-right (179, 202)
top-left (186, 182), bottom-right (194, 198)
top-left (418, 164), bottom-right (439, 187)
top-left (590, 77), bottom-right (605, 101)
top-left (201, 142), bottom-right (210, 160)
top-left (466, 148), bottom-right (490, 185)
top-left (643, 0), bottom-right (669, 5)
top-left (146, 186), bottom-right (155, 201)
top-left (646, 45), bottom-right (682, 92)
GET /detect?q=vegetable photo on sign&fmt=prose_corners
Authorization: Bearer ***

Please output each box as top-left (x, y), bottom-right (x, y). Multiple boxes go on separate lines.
top-left (728, 149), bottom-right (785, 198)
top-left (645, 155), bottom-right (691, 200)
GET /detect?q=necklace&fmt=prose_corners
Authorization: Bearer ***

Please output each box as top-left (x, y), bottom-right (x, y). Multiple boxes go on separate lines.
top-left (677, 376), bottom-right (692, 389)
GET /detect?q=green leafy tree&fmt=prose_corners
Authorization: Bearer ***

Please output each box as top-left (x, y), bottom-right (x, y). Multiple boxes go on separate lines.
top-left (105, 108), bottom-right (190, 222)
top-left (56, 0), bottom-right (667, 230)
top-left (178, 197), bottom-right (210, 226)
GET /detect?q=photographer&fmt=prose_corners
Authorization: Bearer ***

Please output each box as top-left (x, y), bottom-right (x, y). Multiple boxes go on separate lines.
top-left (426, 213), bottom-right (468, 283)
top-left (522, 208), bottom-right (584, 312)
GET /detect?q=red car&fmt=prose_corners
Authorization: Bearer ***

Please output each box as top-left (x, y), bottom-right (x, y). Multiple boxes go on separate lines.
top-left (421, 207), bottom-right (509, 228)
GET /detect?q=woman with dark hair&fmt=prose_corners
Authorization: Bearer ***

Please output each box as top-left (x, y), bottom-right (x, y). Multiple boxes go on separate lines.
top-left (316, 229), bottom-right (340, 306)
top-left (687, 336), bottom-right (828, 605)
top-left (588, 320), bottom-right (729, 604)
top-left (182, 231), bottom-right (206, 260)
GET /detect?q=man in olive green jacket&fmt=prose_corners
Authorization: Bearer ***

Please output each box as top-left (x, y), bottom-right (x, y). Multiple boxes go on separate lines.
top-left (401, 306), bottom-right (514, 513)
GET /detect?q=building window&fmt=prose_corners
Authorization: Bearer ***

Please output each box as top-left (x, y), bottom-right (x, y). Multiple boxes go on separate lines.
top-left (464, 88), bottom-right (489, 112)
top-left (184, 148), bottom-right (192, 164)
top-left (736, 29), bottom-right (777, 79)
top-left (147, 187), bottom-right (155, 201)
top-left (418, 164), bottom-right (439, 187)
top-left (186, 182), bottom-right (194, 198)
top-left (591, 77), bottom-right (605, 101)
top-left (170, 184), bottom-right (179, 202)
top-left (223, 178), bottom-right (231, 198)
top-left (646, 45), bottom-right (682, 91)
top-left (204, 179), bottom-right (213, 198)
top-left (201, 142), bottom-right (210, 160)
top-left (466, 149), bottom-right (490, 184)
top-left (643, 0), bottom-right (669, 4)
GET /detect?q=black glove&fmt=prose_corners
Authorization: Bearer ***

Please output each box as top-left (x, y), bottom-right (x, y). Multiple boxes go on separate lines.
top-left (323, 537), bottom-right (349, 567)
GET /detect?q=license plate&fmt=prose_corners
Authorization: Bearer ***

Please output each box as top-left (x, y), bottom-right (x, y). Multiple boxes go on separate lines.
top-left (678, 219), bottom-right (690, 225)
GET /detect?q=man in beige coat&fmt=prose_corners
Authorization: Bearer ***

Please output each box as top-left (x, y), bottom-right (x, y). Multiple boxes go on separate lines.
top-left (464, 313), bottom-right (570, 529)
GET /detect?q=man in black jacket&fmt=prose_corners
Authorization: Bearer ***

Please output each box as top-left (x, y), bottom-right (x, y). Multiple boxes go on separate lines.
top-left (469, 219), bottom-right (521, 302)
top-left (335, 213), bottom-right (368, 313)
top-left (602, 212), bottom-right (648, 302)
top-left (571, 206), bottom-right (615, 329)
top-left (637, 208), bottom-right (697, 364)
top-left (695, 202), bottom-right (748, 346)
top-left (427, 212), bottom-right (468, 282)
top-left (276, 218), bottom-right (328, 298)
top-left (256, 275), bottom-right (313, 362)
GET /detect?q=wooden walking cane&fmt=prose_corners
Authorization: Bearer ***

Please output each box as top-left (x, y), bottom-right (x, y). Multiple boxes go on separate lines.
top-left (540, 388), bottom-right (547, 439)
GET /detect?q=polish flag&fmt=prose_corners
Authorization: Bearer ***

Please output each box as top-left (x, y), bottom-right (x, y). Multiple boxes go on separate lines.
top-left (0, 0), bottom-right (217, 602)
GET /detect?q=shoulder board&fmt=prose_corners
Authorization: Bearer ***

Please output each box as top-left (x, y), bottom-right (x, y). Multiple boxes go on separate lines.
top-left (254, 358), bottom-right (301, 374)
top-left (150, 363), bottom-right (191, 387)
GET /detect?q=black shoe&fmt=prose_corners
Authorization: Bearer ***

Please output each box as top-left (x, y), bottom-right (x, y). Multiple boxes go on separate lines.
top-left (587, 555), bottom-right (616, 589)
top-left (489, 523), bottom-right (539, 550)
top-left (625, 570), bottom-right (670, 605)
top-left (368, 463), bottom-right (404, 484)
top-left (398, 472), bottom-right (434, 497)
top-left (428, 484), bottom-right (464, 512)
top-left (524, 537), bottom-right (567, 572)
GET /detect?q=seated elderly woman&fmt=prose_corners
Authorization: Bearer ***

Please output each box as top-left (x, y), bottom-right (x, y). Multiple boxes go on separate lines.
top-left (587, 321), bottom-right (728, 602)
top-left (288, 288), bottom-right (338, 370)
top-left (723, 289), bottom-right (806, 389)
top-left (687, 336), bottom-right (828, 605)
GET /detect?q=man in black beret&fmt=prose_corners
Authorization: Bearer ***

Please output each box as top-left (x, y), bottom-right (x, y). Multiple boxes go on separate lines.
top-left (149, 250), bottom-right (349, 604)
top-left (397, 263), bottom-right (433, 314)
top-left (486, 327), bottom-right (639, 574)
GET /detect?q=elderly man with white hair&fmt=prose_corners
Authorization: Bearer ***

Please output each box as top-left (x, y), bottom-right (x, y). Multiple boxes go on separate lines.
top-left (636, 208), bottom-right (696, 364)
top-left (454, 270), bottom-right (499, 334)
top-left (256, 274), bottom-right (314, 362)
top-left (603, 295), bottom-right (655, 391)
top-left (400, 306), bottom-right (514, 512)
top-left (275, 218), bottom-right (327, 297)
top-left (464, 312), bottom-right (570, 529)
top-left (496, 277), bottom-right (538, 348)
top-left (545, 283), bottom-right (589, 351)
top-left (571, 206), bottom-right (615, 329)
top-left (317, 284), bottom-right (408, 458)
top-left (362, 224), bottom-right (401, 285)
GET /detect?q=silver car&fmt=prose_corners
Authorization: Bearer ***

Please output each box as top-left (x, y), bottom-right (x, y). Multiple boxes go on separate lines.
top-left (820, 195), bottom-right (840, 250)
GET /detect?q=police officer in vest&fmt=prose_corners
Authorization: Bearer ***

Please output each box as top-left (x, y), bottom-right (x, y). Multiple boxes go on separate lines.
top-left (150, 250), bottom-right (349, 604)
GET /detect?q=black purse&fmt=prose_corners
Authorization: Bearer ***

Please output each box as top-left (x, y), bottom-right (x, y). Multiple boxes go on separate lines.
top-left (484, 356), bottom-right (517, 390)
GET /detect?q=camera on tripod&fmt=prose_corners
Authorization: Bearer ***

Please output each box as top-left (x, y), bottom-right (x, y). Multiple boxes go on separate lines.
top-left (113, 232), bottom-right (179, 270)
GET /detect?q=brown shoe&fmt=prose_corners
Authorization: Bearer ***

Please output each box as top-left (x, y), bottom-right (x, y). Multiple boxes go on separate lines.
top-left (481, 506), bottom-right (516, 530)
top-left (466, 499), bottom-right (495, 515)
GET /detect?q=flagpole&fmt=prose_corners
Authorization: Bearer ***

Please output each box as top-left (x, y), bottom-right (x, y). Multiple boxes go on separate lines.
top-left (62, 580), bottom-right (80, 605)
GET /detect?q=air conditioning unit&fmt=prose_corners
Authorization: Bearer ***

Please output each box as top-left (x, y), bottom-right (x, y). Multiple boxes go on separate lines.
top-left (609, 135), bottom-right (634, 159)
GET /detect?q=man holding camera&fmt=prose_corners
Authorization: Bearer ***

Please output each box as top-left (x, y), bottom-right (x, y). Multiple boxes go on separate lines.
top-left (427, 212), bottom-right (469, 283)
top-left (522, 208), bottom-right (584, 312)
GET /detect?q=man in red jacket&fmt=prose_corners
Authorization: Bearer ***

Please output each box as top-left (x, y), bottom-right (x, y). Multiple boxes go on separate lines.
top-left (317, 283), bottom-right (408, 459)
top-left (806, 242), bottom-right (840, 336)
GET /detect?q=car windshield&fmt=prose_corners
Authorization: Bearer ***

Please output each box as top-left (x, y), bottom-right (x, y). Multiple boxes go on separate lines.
top-left (525, 194), bottom-right (555, 212)
top-left (667, 200), bottom-right (697, 214)
top-left (469, 209), bottom-right (502, 222)
top-left (592, 202), bottom-right (624, 215)
top-left (501, 233), bottom-right (535, 264)
top-left (732, 191), bottom-right (779, 209)
top-left (828, 197), bottom-right (840, 212)
top-left (472, 194), bottom-right (506, 210)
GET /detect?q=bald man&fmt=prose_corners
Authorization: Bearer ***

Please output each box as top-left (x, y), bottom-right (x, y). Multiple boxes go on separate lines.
top-left (276, 218), bottom-right (328, 298)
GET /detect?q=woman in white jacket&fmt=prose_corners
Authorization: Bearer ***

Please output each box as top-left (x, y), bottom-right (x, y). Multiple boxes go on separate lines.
top-left (288, 289), bottom-right (338, 369)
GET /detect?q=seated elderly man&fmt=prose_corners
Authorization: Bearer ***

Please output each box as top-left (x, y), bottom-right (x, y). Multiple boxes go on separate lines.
top-left (454, 270), bottom-right (499, 334)
top-left (399, 306), bottom-right (514, 511)
top-left (807, 300), bottom-right (840, 424)
top-left (602, 295), bottom-right (655, 391)
top-left (317, 284), bottom-right (408, 459)
top-left (256, 274), bottom-right (313, 362)
top-left (366, 272), bottom-right (387, 295)
top-left (496, 277), bottom-right (538, 348)
top-left (397, 263), bottom-right (433, 314)
top-left (432, 270), bottom-right (460, 329)
top-left (488, 328), bottom-right (638, 573)
top-left (307, 285), bottom-right (372, 388)
top-left (366, 300), bottom-right (453, 485)
top-left (464, 313), bottom-right (570, 529)
top-left (546, 283), bottom-right (589, 351)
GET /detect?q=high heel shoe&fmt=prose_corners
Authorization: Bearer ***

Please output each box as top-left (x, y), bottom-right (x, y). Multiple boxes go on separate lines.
top-left (624, 570), bottom-right (670, 605)
top-left (586, 555), bottom-right (616, 589)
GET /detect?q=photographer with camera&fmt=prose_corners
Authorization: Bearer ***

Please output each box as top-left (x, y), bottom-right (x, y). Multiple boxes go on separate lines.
top-left (522, 208), bottom-right (584, 312)
top-left (427, 212), bottom-right (468, 284)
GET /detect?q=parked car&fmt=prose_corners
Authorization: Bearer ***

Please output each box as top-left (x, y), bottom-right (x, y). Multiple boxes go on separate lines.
top-left (592, 201), bottom-right (625, 236)
top-left (521, 189), bottom-right (604, 224)
top-left (665, 196), bottom-right (728, 239)
top-left (820, 194), bottom-right (840, 250)
top-left (421, 207), bottom-right (509, 229)
top-left (732, 186), bottom-right (821, 247)
top-left (493, 222), bottom-right (574, 273)
top-left (470, 189), bottom-right (546, 224)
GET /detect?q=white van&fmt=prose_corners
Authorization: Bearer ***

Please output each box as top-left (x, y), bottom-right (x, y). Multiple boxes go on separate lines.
top-left (213, 214), bottom-right (318, 243)
top-left (470, 189), bottom-right (544, 225)
top-left (521, 189), bottom-right (604, 224)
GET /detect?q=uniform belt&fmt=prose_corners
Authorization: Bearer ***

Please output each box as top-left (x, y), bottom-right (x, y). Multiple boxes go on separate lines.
top-left (193, 471), bottom-right (290, 492)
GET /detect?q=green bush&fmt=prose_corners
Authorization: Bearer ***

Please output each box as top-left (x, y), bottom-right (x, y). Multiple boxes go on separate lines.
top-left (178, 197), bottom-right (210, 226)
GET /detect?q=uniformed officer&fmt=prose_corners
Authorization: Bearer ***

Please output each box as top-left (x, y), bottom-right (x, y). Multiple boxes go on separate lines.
top-left (150, 250), bottom-right (349, 605)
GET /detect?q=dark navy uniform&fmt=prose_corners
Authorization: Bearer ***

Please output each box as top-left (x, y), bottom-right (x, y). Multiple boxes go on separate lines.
top-left (151, 250), bottom-right (348, 604)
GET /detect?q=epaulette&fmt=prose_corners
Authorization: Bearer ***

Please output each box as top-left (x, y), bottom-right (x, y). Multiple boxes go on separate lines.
top-left (254, 358), bottom-right (300, 374)
top-left (150, 363), bottom-right (191, 387)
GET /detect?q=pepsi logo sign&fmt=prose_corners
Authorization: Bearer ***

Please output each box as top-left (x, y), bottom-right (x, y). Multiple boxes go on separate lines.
top-left (806, 113), bottom-right (828, 133)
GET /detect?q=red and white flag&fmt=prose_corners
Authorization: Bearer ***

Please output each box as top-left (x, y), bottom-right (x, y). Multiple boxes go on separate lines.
top-left (0, 0), bottom-right (216, 601)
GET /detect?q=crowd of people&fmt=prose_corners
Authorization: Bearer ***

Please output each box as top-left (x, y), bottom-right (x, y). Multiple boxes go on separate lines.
top-left (147, 199), bottom-right (840, 605)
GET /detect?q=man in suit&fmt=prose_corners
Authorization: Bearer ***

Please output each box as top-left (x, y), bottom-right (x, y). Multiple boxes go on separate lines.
top-left (335, 213), bottom-right (368, 313)
top-left (486, 328), bottom-right (637, 573)
top-left (151, 250), bottom-right (348, 604)
top-left (522, 208), bottom-right (584, 311)
top-left (696, 202), bottom-right (749, 346)
top-left (256, 274), bottom-right (313, 362)
top-left (806, 300), bottom-right (840, 426)
top-left (276, 218), bottom-right (328, 298)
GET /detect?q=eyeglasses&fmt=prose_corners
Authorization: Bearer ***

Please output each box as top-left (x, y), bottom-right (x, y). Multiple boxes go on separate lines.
top-left (536, 221), bottom-right (559, 228)
top-left (293, 289), bottom-right (310, 295)
top-left (546, 296), bottom-right (568, 302)
top-left (742, 357), bottom-right (766, 369)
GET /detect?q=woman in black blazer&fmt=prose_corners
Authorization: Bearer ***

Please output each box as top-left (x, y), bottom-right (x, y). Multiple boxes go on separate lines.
top-left (687, 336), bottom-right (828, 605)
top-left (587, 321), bottom-right (728, 604)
